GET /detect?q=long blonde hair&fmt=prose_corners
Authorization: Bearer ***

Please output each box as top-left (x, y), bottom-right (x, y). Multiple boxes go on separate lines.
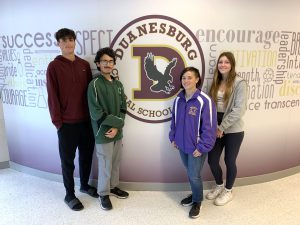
top-left (209, 52), bottom-right (237, 106)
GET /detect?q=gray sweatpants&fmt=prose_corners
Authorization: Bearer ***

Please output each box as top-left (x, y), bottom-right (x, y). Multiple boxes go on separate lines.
top-left (95, 140), bottom-right (122, 196)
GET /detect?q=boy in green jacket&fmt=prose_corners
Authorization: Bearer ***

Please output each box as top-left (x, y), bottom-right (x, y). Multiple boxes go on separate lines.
top-left (87, 47), bottom-right (128, 210)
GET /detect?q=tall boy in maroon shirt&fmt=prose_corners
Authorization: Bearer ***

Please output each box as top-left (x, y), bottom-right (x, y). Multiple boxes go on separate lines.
top-left (46, 28), bottom-right (97, 211)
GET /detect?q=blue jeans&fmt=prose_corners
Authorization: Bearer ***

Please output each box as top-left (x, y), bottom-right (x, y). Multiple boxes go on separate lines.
top-left (179, 150), bottom-right (207, 203)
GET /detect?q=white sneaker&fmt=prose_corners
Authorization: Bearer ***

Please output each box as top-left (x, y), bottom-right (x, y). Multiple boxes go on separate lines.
top-left (206, 184), bottom-right (224, 200)
top-left (214, 189), bottom-right (233, 206)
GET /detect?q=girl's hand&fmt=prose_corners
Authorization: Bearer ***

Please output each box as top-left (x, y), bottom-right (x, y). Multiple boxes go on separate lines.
top-left (217, 128), bottom-right (224, 138)
top-left (172, 141), bottom-right (179, 150)
top-left (193, 149), bottom-right (202, 157)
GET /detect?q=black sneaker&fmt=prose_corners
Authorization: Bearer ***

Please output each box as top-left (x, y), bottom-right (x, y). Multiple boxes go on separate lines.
top-left (99, 195), bottom-right (112, 210)
top-left (180, 194), bottom-right (193, 206)
top-left (189, 202), bottom-right (201, 218)
top-left (110, 187), bottom-right (129, 199)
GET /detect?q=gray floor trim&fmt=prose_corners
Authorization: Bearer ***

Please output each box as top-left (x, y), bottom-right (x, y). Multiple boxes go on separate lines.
top-left (0, 161), bottom-right (9, 169)
top-left (9, 161), bottom-right (300, 191)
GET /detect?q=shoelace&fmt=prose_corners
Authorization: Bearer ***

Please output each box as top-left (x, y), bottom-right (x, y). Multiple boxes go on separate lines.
top-left (219, 190), bottom-right (231, 198)
top-left (212, 186), bottom-right (222, 194)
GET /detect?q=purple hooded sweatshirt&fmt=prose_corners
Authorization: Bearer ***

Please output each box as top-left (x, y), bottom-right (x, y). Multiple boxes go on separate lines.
top-left (169, 89), bottom-right (217, 154)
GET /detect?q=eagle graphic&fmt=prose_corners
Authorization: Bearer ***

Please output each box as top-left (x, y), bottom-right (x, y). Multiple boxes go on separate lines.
top-left (144, 52), bottom-right (177, 94)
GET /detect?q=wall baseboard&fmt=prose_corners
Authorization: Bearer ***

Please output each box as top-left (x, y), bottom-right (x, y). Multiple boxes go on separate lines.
top-left (0, 161), bottom-right (9, 169)
top-left (9, 161), bottom-right (300, 191)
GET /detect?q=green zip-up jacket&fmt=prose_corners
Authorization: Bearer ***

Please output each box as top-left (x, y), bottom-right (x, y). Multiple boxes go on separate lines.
top-left (87, 74), bottom-right (127, 144)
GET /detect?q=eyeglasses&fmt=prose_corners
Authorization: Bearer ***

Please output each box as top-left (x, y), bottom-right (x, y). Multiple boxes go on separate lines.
top-left (100, 60), bottom-right (114, 65)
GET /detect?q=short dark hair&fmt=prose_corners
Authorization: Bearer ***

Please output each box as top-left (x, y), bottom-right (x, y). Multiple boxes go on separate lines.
top-left (94, 47), bottom-right (116, 71)
top-left (179, 67), bottom-right (202, 89)
top-left (55, 28), bottom-right (76, 42)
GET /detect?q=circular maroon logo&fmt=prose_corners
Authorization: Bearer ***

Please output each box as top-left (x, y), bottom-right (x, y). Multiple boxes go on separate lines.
top-left (111, 15), bottom-right (205, 123)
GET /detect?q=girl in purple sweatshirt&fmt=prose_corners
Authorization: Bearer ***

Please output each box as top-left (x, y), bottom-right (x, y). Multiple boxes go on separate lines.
top-left (169, 67), bottom-right (217, 219)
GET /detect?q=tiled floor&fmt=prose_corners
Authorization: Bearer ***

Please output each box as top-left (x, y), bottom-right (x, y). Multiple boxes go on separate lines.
top-left (0, 168), bottom-right (300, 225)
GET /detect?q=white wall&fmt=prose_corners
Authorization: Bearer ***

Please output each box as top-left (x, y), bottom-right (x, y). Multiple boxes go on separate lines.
top-left (1, 0), bottom-right (300, 182)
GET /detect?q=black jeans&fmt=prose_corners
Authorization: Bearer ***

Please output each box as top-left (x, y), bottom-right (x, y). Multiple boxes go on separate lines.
top-left (208, 112), bottom-right (244, 189)
top-left (57, 121), bottom-right (95, 196)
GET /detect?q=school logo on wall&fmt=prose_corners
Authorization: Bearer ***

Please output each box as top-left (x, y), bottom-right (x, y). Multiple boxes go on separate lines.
top-left (111, 15), bottom-right (204, 123)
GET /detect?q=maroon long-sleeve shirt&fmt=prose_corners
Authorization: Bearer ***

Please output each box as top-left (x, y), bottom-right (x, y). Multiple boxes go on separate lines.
top-left (46, 55), bottom-right (92, 129)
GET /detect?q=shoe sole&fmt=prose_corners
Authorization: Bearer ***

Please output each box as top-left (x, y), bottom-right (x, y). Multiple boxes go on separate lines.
top-left (189, 205), bottom-right (202, 219)
top-left (206, 195), bottom-right (219, 200)
top-left (100, 203), bottom-right (112, 210)
top-left (110, 193), bottom-right (129, 199)
top-left (206, 191), bottom-right (223, 200)
top-left (181, 202), bottom-right (193, 207)
top-left (180, 194), bottom-right (192, 206)
top-left (214, 197), bottom-right (233, 206)
top-left (190, 214), bottom-right (201, 219)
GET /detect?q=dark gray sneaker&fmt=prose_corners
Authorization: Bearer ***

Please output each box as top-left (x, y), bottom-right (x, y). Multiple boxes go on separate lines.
top-left (189, 202), bottom-right (201, 219)
top-left (180, 194), bottom-right (193, 206)
top-left (99, 195), bottom-right (112, 210)
top-left (110, 187), bottom-right (129, 199)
